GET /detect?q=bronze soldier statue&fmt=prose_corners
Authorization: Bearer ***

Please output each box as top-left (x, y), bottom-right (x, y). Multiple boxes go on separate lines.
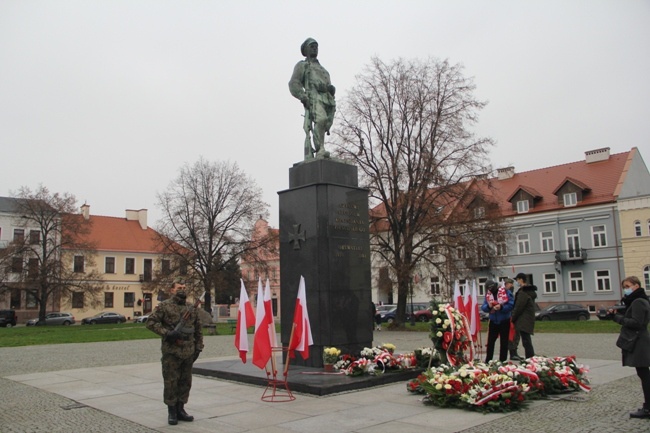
top-left (289, 37), bottom-right (336, 160)
top-left (146, 282), bottom-right (204, 425)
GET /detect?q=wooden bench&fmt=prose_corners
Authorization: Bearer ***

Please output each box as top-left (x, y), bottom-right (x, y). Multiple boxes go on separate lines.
top-left (203, 323), bottom-right (217, 335)
top-left (226, 319), bottom-right (237, 332)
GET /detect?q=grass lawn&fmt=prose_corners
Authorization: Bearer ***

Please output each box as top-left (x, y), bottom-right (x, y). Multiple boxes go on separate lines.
top-left (0, 322), bottom-right (252, 348)
top-left (0, 320), bottom-right (619, 348)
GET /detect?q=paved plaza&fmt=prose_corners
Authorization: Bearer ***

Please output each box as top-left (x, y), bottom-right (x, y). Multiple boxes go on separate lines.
top-left (1, 331), bottom-right (648, 432)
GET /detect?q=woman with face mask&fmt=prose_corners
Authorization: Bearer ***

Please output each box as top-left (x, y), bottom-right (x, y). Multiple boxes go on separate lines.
top-left (611, 276), bottom-right (650, 418)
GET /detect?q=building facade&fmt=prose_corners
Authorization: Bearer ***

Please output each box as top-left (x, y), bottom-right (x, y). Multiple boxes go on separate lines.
top-left (375, 147), bottom-right (650, 315)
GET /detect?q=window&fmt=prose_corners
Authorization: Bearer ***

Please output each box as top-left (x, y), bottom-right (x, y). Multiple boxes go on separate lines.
top-left (105, 257), bottom-right (115, 274)
top-left (124, 292), bottom-right (135, 308)
top-left (543, 273), bottom-right (558, 294)
top-left (517, 200), bottom-right (529, 214)
top-left (143, 259), bottom-right (153, 282)
top-left (104, 292), bottom-right (114, 308)
top-left (430, 277), bottom-right (441, 295)
top-left (569, 271), bottom-right (584, 292)
top-left (73, 255), bottom-right (85, 273)
top-left (26, 290), bottom-right (37, 309)
top-left (645, 265), bottom-right (650, 289)
top-left (27, 258), bottom-right (39, 278)
top-left (496, 239), bottom-right (507, 256)
top-left (566, 228), bottom-right (581, 258)
top-left (564, 192), bottom-right (577, 207)
top-left (13, 228), bottom-right (24, 243)
top-left (125, 258), bottom-right (135, 274)
top-left (592, 225), bottom-right (607, 248)
top-left (595, 270), bottom-right (611, 292)
top-left (458, 279), bottom-right (468, 297)
top-left (634, 221), bottom-right (642, 237)
top-left (72, 292), bottom-right (84, 309)
top-left (456, 246), bottom-right (467, 260)
top-left (478, 277), bottom-right (487, 297)
top-left (11, 257), bottom-right (23, 273)
top-left (474, 207), bottom-right (485, 219)
top-left (648, 220), bottom-right (650, 236)
top-left (161, 259), bottom-right (171, 275)
top-left (517, 234), bottom-right (530, 255)
top-left (429, 241), bottom-right (439, 255)
top-left (29, 230), bottom-right (40, 245)
top-left (540, 231), bottom-right (554, 252)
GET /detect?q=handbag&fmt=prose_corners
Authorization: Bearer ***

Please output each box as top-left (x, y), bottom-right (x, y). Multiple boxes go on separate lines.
top-left (616, 329), bottom-right (639, 352)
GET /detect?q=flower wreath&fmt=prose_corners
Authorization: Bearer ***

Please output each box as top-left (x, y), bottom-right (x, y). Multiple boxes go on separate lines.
top-left (429, 303), bottom-right (474, 366)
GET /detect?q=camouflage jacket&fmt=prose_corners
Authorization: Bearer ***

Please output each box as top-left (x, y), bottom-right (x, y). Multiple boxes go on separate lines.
top-left (146, 294), bottom-right (204, 359)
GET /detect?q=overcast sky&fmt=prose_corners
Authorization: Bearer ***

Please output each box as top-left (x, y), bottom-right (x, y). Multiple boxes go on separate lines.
top-left (2, 0), bottom-right (649, 228)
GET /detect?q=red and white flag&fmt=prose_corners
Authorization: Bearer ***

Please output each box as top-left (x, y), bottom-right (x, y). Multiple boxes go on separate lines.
top-left (468, 279), bottom-right (481, 340)
top-left (234, 279), bottom-right (255, 363)
top-left (252, 278), bottom-right (273, 369)
top-left (289, 276), bottom-right (313, 359)
top-left (453, 280), bottom-right (465, 316)
top-left (264, 279), bottom-right (277, 349)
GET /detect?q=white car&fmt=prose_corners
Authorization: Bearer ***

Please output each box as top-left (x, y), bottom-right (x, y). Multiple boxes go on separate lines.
top-left (134, 314), bottom-right (150, 323)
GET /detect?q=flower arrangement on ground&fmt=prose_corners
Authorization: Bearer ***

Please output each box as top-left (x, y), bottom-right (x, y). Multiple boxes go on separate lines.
top-left (429, 303), bottom-right (474, 366)
top-left (329, 344), bottom-right (418, 376)
top-left (323, 347), bottom-right (341, 365)
top-left (414, 347), bottom-right (441, 369)
top-left (406, 356), bottom-right (590, 413)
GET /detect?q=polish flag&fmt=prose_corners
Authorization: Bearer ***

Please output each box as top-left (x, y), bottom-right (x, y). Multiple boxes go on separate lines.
top-left (453, 280), bottom-right (465, 316)
top-left (289, 276), bottom-right (313, 359)
top-left (264, 279), bottom-right (277, 349)
top-left (468, 280), bottom-right (481, 340)
top-left (234, 279), bottom-right (255, 363)
top-left (252, 278), bottom-right (273, 369)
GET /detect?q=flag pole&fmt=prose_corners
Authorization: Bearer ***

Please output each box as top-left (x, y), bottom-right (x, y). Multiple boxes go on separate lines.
top-left (283, 323), bottom-right (296, 376)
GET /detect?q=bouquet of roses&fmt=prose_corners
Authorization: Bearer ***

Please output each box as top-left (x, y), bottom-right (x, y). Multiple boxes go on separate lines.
top-left (521, 356), bottom-right (590, 395)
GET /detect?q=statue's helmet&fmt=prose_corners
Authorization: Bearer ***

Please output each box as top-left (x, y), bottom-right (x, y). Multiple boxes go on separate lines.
top-left (301, 37), bottom-right (318, 56)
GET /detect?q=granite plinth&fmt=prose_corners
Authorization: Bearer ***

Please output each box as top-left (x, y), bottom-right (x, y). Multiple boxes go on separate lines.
top-left (193, 359), bottom-right (421, 396)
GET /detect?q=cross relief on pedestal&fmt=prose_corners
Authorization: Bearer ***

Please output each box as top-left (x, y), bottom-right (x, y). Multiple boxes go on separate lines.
top-left (288, 223), bottom-right (306, 250)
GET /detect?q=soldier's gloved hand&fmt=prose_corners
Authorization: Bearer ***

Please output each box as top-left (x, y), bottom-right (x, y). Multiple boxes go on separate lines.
top-left (193, 350), bottom-right (201, 362)
top-left (164, 330), bottom-right (182, 343)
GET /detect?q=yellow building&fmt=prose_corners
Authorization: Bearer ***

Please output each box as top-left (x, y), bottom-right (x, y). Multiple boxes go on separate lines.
top-left (59, 205), bottom-right (180, 321)
top-left (618, 196), bottom-right (650, 288)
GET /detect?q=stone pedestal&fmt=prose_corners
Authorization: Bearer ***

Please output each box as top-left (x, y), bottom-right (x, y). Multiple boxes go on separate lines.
top-left (279, 159), bottom-right (372, 368)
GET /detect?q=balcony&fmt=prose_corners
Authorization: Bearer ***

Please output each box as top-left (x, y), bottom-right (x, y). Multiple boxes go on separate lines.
top-left (555, 249), bottom-right (587, 263)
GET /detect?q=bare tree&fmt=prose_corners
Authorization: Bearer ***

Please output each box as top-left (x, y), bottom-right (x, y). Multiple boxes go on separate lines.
top-left (0, 186), bottom-right (104, 323)
top-left (156, 158), bottom-right (269, 311)
top-left (333, 57), bottom-right (507, 326)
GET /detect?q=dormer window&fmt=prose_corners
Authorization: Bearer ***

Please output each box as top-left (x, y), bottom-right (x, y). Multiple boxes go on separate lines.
top-left (516, 200), bottom-right (529, 214)
top-left (563, 192), bottom-right (577, 207)
top-left (474, 207), bottom-right (485, 219)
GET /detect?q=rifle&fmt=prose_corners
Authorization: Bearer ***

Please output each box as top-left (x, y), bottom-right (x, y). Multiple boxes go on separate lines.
top-left (171, 291), bottom-right (206, 345)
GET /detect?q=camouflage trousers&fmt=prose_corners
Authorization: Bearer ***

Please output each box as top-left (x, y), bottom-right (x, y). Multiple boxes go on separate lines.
top-left (161, 353), bottom-right (194, 406)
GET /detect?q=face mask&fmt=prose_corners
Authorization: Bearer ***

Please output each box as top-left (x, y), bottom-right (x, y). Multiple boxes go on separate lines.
top-left (623, 288), bottom-right (633, 296)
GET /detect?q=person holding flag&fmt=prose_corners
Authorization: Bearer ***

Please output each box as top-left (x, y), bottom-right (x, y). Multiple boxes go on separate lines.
top-left (481, 280), bottom-right (514, 362)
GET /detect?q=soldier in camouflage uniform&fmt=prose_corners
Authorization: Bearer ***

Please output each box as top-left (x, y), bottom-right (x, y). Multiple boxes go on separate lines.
top-left (146, 282), bottom-right (204, 425)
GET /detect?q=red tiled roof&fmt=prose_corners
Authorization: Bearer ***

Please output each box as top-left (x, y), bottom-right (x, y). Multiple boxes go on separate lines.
top-left (494, 150), bottom-right (631, 216)
top-left (71, 215), bottom-right (165, 254)
top-left (370, 149), bottom-right (633, 222)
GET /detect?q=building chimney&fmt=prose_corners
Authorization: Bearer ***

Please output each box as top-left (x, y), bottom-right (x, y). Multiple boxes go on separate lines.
top-left (497, 166), bottom-right (515, 180)
top-left (81, 204), bottom-right (90, 220)
top-left (585, 147), bottom-right (610, 163)
top-left (125, 209), bottom-right (148, 230)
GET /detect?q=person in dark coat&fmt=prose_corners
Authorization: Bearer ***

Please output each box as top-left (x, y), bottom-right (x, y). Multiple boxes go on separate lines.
top-left (612, 276), bottom-right (650, 419)
top-left (511, 279), bottom-right (537, 359)
top-left (481, 280), bottom-right (514, 362)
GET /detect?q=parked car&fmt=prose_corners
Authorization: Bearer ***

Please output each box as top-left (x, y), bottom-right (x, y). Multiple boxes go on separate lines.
top-left (0, 309), bottom-right (17, 327)
top-left (381, 303), bottom-right (429, 323)
top-left (81, 312), bottom-right (127, 325)
top-left (596, 304), bottom-right (626, 320)
top-left (535, 303), bottom-right (590, 321)
top-left (134, 314), bottom-right (150, 323)
top-left (26, 312), bottom-right (75, 326)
